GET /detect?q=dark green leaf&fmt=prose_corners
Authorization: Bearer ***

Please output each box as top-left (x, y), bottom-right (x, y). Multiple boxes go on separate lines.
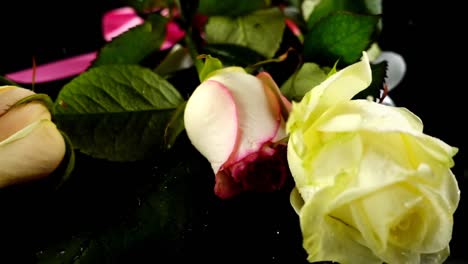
top-left (123, 0), bottom-right (172, 13)
top-left (0, 76), bottom-right (17, 86)
top-left (52, 131), bottom-right (75, 189)
top-left (353, 60), bottom-right (387, 100)
top-left (92, 15), bottom-right (168, 66)
top-left (198, 0), bottom-right (269, 16)
top-left (154, 45), bottom-right (193, 78)
top-left (202, 44), bottom-right (266, 67)
top-left (164, 101), bottom-right (186, 149)
top-left (303, 11), bottom-right (380, 66)
top-left (205, 7), bottom-right (286, 58)
top-left (280, 62), bottom-right (327, 101)
top-left (305, 0), bottom-right (381, 28)
top-left (53, 65), bottom-right (184, 161)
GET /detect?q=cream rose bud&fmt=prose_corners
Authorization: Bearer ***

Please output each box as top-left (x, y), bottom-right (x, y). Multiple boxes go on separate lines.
top-left (287, 53), bottom-right (460, 264)
top-left (184, 67), bottom-right (290, 199)
top-left (0, 85), bottom-right (66, 188)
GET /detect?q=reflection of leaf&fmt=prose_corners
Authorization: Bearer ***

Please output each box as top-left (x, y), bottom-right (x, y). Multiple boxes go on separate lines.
top-left (303, 11), bottom-right (380, 66)
top-left (353, 60), bottom-right (387, 100)
top-left (280, 63), bottom-right (327, 101)
top-left (35, 143), bottom-right (208, 264)
top-left (205, 8), bottom-right (285, 58)
top-left (198, 0), bottom-right (268, 16)
top-left (93, 15), bottom-right (168, 66)
top-left (53, 65), bottom-right (184, 161)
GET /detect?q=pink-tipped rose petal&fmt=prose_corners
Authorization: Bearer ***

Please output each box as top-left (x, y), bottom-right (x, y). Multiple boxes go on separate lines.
top-left (184, 80), bottom-right (239, 173)
top-left (5, 52), bottom-right (97, 84)
top-left (209, 71), bottom-right (282, 167)
top-left (256, 72), bottom-right (290, 141)
top-left (102, 6), bottom-right (144, 41)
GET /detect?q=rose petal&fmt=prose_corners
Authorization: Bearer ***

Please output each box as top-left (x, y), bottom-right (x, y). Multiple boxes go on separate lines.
top-left (5, 52), bottom-right (97, 84)
top-left (287, 52), bottom-right (372, 132)
top-left (0, 85), bottom-right (35, 115)
top-left (374, 51), bottom-right (406, 91)
top-left (208, 70), bottom-right (282, 165)
top-left (161, 21), bottom-right (185, 50)
top-left (184, 80), bottom-right (239, 173)
top-left (0, 119), bottom-right (65, 187)
top-left (102, 6), bottom-right (144, 41)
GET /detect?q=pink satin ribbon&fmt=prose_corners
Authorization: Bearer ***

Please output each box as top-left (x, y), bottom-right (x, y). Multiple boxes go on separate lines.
top-left (6, 7), bottom-right (184, 84)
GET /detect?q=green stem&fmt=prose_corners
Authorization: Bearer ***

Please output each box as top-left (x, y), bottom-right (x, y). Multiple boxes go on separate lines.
top-left (174, 0), bottom-right (203, 75)
top-left (184, 32), bottom-right (204, 74)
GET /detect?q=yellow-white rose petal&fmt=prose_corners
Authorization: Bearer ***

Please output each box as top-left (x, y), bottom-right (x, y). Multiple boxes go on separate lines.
top-left (0, 119), bottom-right (66, 187)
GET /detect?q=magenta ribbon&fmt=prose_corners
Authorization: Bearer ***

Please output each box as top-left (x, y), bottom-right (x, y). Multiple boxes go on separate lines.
top-left (6, 7), bottom-right (185, 84)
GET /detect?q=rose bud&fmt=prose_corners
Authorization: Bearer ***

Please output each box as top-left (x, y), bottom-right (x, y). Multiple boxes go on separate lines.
top-left (184, 67), bottom-right (290, 199)
top-left (0, 85), bottom-right (66, 188)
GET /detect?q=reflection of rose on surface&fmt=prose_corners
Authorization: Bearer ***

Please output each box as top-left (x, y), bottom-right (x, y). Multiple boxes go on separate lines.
top-left (287, 53), bottom-right (460, 264)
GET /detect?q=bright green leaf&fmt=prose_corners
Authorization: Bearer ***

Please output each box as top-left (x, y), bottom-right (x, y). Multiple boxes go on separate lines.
top-left (303, 11), bottom-right (380, 66)
top-left (198, 0), bottom-right (269, 16)
top-left (205, 7), bottom-right (286, 58)
top-left (93, 15), bottom-right (168, 66)
top-left (198, 55), bottom-right (223, 82)
top-left (326, 59), bottom-right (339, 77)
top-left (306, 0), bottom-right (381, 28)
top-left (53, 65), bottom-right (184, 161)
top-left (353, 60), bottom-right (387, 100)
top-left (280, 63), bottom-right (327, 101)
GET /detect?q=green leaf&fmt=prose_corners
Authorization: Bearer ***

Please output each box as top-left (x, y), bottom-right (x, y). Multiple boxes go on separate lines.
top-left (305, 0), bottom-right (381, 28)
top-left (52, 131), bottom-right (75, 189)
top-left (303, 11), bottom-right (380, 66)
top-left (154, 44), bottom-right (193, 78)
top-left (280, 63), bottom-right (327, 101)
top-left (353, 60), bottom-right (387, 100)
top-left (93, 15), bottom-right (168, 66)
top-left (198, 55), bottom-right (223, 82)
top-left (205, 7), bottom-right (286, 58)
top-left (0, 76), bottom-right (17, 86)
top-left (123, 0), bottom-right (172, 13)
top-left (198, 0), bottom-right (269, 16)
top-left (53, 65), bottom-right (184, 161)
top-left (202, 44), bottom-right (266, 67)
top-left (164, 101), bottom-right (186, 149)
top-left (326, 59), bottom-right (339, 77)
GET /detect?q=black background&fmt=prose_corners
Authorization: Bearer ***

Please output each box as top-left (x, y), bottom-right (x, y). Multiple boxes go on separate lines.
top-left (0, 0), bottom-right (465, 263)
